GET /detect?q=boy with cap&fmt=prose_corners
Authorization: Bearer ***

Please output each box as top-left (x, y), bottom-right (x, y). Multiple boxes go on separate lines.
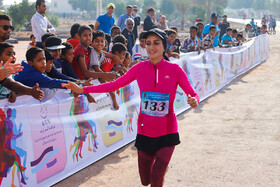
top-left (94, 3), bottom-right (115, 34)
top-left (45, 46), bottom-right (95, 102)
top-left (56, 42), bottom-right (78, 79)
top-left (202, 13), bottom-right (220, 47)
top-left (45, 36), bottom-right (77, 82)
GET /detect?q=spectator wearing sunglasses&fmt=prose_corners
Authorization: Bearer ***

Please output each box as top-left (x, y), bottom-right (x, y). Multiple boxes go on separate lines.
top-left (132, 5), bottom-right (140, 39)
top-left (0, 14), bottom-right (14, 43)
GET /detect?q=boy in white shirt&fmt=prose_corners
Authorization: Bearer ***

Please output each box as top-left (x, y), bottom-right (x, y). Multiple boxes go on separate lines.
top-left (132, 31), bottom-right (148, 61)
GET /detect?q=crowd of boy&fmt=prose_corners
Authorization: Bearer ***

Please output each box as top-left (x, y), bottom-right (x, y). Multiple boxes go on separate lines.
top-left (0, 0), bottom-right (271, 108)
top-left (180, 13), bottom-right (271, 53)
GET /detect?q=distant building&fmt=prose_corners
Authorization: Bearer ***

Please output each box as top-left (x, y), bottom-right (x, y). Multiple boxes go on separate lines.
top-left (49, 0), bottom-right (81, 16)
top-left (0, 0), bottom-right (3, 7)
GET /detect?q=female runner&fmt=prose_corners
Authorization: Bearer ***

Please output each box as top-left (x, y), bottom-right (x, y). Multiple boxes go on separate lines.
top-left (62, 28), bottom-right (199, 187)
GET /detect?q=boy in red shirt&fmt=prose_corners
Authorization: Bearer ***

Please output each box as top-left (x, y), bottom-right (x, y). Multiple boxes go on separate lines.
top-left (101, 43), bottom-right (127, 73)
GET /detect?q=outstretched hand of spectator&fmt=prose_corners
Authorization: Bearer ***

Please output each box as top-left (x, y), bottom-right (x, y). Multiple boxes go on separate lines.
top-left (0, 66), bottom-right (13, 81)
top-left (62, 81), bottom-right (84, 94)
top-left (83, 78), bottom-right (93, 86)
top-left (112, 54), bottom-right (122, 65)
top-left (103, 72), bottom-right (120, 82)
top-left (8, 91), bottom-right (16, 103)
top-left (86, 93), bottom-right (96, 103)
top-left (82, 78), bottom-right (96, 103)
top-left (172, 52), bottom-right (180, 59)
top-left (31, 83), bottom-right (44, 101)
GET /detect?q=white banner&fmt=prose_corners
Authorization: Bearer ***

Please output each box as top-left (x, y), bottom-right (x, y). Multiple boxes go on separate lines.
top-left (0, 34), bottom-right (269, 186)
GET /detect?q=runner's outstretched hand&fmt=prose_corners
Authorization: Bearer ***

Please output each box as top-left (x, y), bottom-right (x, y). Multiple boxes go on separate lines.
top-left (187, 94), bottom-right (198, 108)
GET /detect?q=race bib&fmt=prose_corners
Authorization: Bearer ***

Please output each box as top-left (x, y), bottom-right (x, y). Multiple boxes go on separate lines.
top-left (141, 91), bottom-right (170, 117)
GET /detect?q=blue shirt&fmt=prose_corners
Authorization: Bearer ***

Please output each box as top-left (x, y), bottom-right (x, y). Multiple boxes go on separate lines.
top-left (221, 34), bottom-right (232, 45)
top-left (166, 43), bottom-right (173, 52)
top-left (202, 22), bottom-right (220, 47)
top-left (250, 21), bottom-right (255, 26)
top-left (117, 14), bottom-right (133, 30)
top-left (198, 34), bottom-right (203, 45)
top-left (97, 13), bottom-right (115, 34)
top-left (54, 58), bottom-right (78, 80)
top-left (14, 61), bottom-right (67, 89)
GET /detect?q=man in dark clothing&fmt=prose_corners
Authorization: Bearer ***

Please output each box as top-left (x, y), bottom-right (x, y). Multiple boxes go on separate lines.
top-left (143, 7), bottom-right (157, 31)
top-left (132, 5), bottom-right (140, 38)
top-left (122, 18), bottom-right (136, 55)
top-left (218, 15), bottom-right (230, 41)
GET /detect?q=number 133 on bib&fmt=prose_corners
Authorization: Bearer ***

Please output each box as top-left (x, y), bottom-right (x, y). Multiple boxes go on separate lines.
top-left (141, 91), bottom-right (170, 117)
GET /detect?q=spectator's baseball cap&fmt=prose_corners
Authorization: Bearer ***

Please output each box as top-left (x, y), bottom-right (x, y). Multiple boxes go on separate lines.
top-left (222, 15), bottom-right (227, 18)
top-left (107, 3), bottom-right (115, 9)
top-left (211, 13), bottom-right (218, 18)
top-left (143, 28), bottom-right (167, 50)
top-left (45, 36), bottom-right (65, 50)
top-left (126, 5), bottom-right (133, 9)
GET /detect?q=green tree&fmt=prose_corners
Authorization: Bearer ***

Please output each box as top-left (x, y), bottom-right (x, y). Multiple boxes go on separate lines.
top-left (114, 1), bottom-right (126, 17)
top-left (7, 0), bottom-right (35, 30)
top-left (194, 0), bottom-right (229, 19)
top-left (48, 13), bottom-right (59, 27)
top-left (68, 0), bottom-right (96, 13)
top-left (172, 0), bottom-right (191, 30)
top-left (160, 0), bottom-right (175, 17)
top-left (195, 6), bottom-right (206, 21)
top-left (215, 5), bottom-right (224, 16)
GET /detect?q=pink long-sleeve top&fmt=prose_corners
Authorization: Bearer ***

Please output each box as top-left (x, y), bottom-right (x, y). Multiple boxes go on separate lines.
top-left (84, 58), bottom-right (200, 137)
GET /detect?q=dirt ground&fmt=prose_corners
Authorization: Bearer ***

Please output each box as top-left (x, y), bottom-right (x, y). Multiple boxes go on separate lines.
top-left (12, 22), bottom-right (280, 187)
